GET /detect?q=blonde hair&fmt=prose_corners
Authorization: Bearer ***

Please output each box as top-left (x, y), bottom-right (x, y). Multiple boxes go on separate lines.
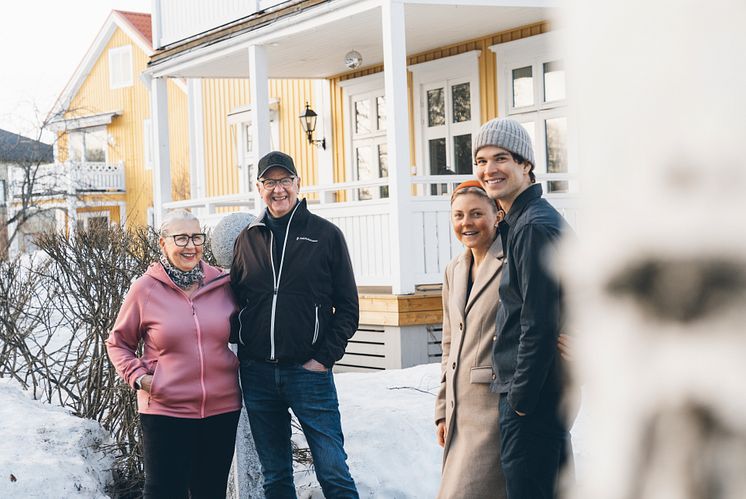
top-left (159, 209), bottom-right (200, 235)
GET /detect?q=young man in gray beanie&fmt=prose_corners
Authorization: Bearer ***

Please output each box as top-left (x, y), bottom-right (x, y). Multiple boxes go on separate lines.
top-left (474, 117), bottom-right (575, 499)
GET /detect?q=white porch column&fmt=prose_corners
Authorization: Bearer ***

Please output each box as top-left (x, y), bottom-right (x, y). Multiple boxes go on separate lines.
top-left (187, 78), bottom-right (206, 200)
top-left (314, 79), bottom-right (335, 203)
top-left (382, 0), bottom-right (414, 294)
top-left (151, 76), bottom-right (172, 227)
top-left (248, 45), bottom-right (271, 213)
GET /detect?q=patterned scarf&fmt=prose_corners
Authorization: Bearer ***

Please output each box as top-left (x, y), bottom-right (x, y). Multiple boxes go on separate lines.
top-left (159, 254), bottom-right (204, 290)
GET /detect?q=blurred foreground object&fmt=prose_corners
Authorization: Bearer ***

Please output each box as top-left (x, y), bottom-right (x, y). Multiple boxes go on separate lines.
top-left (562, 0), bottom-right (746, 498)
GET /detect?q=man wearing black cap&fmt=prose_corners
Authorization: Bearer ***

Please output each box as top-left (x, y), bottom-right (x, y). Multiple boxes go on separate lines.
top-left (231, 151), bottom-right (359, 498)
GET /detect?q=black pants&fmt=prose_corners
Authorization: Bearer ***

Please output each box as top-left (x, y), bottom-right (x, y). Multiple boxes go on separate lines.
top-left (140, 411), bottom-right (240, 499)
top-left (498, 391), bottom-right (572, 499)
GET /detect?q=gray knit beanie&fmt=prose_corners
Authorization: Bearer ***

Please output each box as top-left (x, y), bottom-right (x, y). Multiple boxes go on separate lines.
top-left (473, 118), bottom-right (534, 166)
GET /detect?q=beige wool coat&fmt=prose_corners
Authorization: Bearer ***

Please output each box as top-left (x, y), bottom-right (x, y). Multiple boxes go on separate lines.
top-left (435, 237), bottom-right (507, 499)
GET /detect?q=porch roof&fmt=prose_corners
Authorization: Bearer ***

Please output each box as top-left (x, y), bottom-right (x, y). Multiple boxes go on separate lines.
top-left (146, 0), bottom-right (555, 79)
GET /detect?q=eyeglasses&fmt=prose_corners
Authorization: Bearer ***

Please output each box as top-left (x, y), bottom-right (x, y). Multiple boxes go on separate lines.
top-left (166, 233), bottom-right (206, 247)
top-left (259, 176), bottom-right (296, 189)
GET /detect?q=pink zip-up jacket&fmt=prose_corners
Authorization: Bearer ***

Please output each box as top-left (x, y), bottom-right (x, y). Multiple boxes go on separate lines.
top-left (106, 261), bottom-right (241, 419)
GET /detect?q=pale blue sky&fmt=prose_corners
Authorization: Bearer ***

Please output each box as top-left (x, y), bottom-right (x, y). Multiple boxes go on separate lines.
top-left (0, 0), bottom-right (151, 139)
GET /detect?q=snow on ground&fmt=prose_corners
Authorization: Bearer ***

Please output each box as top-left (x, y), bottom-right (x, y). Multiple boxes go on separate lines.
top-left (0, 379), bottom-right (113, 499)
top-left (0, 363), bottom-right (586, 498)
top-left (295, 363), bottom-right (587, 498)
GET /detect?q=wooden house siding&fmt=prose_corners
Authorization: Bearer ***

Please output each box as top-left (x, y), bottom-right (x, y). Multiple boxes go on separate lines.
top-left (199, 78), bottom-right (317, 198)
top-left (63, 27), bottom-right (188, 227)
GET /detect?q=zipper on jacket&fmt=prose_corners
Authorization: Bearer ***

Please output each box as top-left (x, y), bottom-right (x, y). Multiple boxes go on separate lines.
top-left (312, 305), bottom-right (320, 345)
top-left (192, 302), bottom-right (208, 418)
top-left (267, 202), bottom-right (301, 360)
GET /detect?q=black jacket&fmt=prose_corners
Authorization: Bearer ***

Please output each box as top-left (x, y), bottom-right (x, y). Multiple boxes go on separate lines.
top-left (491, 184), bottom-right (572, 414)
top-left (230, 199), bottom-right (359, 367)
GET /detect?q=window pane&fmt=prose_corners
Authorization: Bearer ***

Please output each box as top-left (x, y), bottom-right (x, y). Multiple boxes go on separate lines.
top-left (376, 96), bottom-right (386, 131)
top-left (547, 180), bottom-right (569, 193)
top-left (378, 143), bottom-right (389, 198)
top-left (429, 137), bottom-right (448, 195)
top-left (545, 117), bottom-right (568, 173)
top-left (453, 134), bottom-right (472, 174)
top-left (356, 146), bottom-right (373, 200)
top-left (244, 124), bottom-right (253, 154)
top-left (427, 88), bottom-right (446, 127)
top-left (429, 138), bottom-right (447, 175)
top-left (520, 122), bottom-right (536, 151)
top-left (543, 61), bottom-right (566, 102)
top-left (354, 100), bottom-right (371, 135)
top-left (512, 66), bottom-right (533, 108)
top-left (451, 83), bottom-right (471, 123)
top-left (69, 132), bottom-right (84, 162)
top-left (84, 129), bottom-right (107, 162)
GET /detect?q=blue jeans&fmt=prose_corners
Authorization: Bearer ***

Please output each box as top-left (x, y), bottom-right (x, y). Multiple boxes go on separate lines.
top-left (240, 359), bottom-right (358, 499)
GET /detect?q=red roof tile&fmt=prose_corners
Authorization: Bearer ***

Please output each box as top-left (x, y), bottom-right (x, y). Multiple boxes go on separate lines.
top-left (114, 10), bottom-right (152, 46)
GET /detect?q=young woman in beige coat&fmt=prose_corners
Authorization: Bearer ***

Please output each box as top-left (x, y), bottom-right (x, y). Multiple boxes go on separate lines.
top-left (435, 180), bottom-right (507, 499)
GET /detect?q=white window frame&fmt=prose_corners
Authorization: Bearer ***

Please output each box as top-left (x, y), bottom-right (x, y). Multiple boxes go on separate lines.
top-left (410, 51), bottom-right (481, 183)
top-left (339, 73), bottom-right (390, 201)
top-left (109, 45), bottom-right (133, 89)
top-left (491, 32), bottom-right (578, 194)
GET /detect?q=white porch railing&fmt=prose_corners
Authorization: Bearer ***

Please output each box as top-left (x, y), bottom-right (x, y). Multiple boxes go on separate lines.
top-left (9, 162), bottom-right (125, 197)
top-left (168, 175), bottom-right (580, 288)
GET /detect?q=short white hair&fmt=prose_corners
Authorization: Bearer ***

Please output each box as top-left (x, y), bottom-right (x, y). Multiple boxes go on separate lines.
top-left (159, 209), bottom-right (200, 235)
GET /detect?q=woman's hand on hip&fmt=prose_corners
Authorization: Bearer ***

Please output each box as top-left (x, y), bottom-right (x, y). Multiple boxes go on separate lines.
top-left (436, 420), bottom-right (447, 447)
top-left (140, 374), bottom-right (154, 393)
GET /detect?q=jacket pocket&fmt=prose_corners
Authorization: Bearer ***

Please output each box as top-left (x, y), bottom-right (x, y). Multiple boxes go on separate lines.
top-left (470, 366), bottom-right (494, 384)
top-left (148, 360), bottom-right (160, 402)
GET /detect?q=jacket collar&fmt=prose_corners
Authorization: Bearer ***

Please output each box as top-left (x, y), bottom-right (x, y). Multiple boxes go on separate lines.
top-left (464, 237), bottom-right (504, 315)
top-left (452, 236), bottom-right (505, 318)
top-left (255, 198), bottom-right (308, 227)
top-left (146, 260), bottom-right (228, 296)
top-left (505, 183), bottom-right (543, 226)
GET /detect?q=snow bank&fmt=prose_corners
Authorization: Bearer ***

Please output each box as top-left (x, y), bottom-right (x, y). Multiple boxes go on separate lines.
top-left (0, 379), bottom-right (113, 498)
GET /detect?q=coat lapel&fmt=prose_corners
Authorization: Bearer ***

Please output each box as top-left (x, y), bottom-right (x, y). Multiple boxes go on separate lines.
top-left (464, 237), bottom-right (504, 316)
top-left (450, 250), bottom-right (470, 325)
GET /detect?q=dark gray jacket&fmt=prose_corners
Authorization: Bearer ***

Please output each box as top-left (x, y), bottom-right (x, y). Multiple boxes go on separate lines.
top-left (491, 183), bottom-right (571, 414)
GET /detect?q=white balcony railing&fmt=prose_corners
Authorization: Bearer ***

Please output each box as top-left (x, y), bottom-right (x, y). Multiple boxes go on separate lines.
top-left (9, 162), bottom-right (125, 198)
top-left (155, 0), bottom-right (289, 48)
top-left (171, 173), bottom-right (581, 289)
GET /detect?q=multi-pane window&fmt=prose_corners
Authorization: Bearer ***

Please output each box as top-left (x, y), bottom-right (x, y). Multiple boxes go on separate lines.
top-left (69, 127), bottom-right (107, 163)
top-left (494, 34), bottom-right (574, 194)
top-left (423, 78), bottom-right (477, 194)
top-left (351, 91), bottom-right (388, 200)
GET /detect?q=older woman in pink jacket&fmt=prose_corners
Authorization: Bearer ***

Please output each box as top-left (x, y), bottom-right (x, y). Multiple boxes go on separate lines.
top-left (106, 210), bottom-right (241, 499)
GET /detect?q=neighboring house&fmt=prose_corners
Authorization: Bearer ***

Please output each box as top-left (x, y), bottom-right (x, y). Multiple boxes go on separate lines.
top-left (0, 128), bottom-right (54, 255)
top-left (141, 0), bottom-right (577, 370)
top-left (47, 10), bottom-right (190, 230)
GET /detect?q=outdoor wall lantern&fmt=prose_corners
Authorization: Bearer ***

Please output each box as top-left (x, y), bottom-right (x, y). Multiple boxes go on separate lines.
top-left (299, 102), bottom-right (326, 150)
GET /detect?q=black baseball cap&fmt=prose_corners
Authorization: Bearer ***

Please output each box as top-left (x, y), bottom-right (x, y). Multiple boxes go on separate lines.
top-left (257, 151), bottom-right (298, 179)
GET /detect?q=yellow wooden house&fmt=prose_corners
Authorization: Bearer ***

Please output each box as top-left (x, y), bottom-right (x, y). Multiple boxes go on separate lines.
top-left (47, 10), bottom-right (190, 231)
top-left (141, 0), bottom-right (578, 370)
